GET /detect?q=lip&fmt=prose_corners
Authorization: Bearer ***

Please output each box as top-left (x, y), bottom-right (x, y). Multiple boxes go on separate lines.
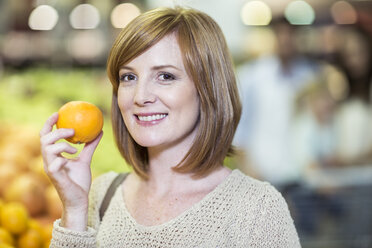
top-left (134, 112), bottom-right (168, 126)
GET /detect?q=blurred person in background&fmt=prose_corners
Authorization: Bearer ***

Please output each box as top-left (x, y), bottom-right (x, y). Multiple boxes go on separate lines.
top-left (293, 64), bottom-right (351, 173)
top-left (293, 44), bottom-right (372, 244)
top-left (330, 26), bottom-right (372, 247)
top-left (233, 16), bottom-right (320, 194)
top-left (39, 7), bottom-right (300, 247)
top-left (291, 72), bottom-right (345, 236)
top-left (333, 26), bottom-right (372, 166)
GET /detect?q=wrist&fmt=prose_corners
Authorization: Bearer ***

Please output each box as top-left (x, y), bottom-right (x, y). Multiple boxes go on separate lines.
top-left (61, 205), bottom-right (88, 231)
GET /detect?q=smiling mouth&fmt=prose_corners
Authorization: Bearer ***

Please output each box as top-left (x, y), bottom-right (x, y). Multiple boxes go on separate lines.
top-left (136, 114), bottom-right (167, 122)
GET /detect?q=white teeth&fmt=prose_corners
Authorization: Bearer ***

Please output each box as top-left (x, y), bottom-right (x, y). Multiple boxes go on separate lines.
top-left (138, 114), bottom-right (167, 122)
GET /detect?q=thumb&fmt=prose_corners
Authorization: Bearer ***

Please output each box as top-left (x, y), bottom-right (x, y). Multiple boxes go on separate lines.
top-left (79, 131), bottom-right (103, 164)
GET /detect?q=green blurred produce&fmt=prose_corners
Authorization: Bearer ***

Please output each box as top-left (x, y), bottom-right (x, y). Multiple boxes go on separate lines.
top-left (0, 68), bottom-right (130, 177)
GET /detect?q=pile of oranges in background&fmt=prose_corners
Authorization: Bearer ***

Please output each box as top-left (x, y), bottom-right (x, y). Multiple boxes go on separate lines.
top-left (0, 122), bottom-right (62, 248)
top-left (0, 201), bottom-right (53, 248)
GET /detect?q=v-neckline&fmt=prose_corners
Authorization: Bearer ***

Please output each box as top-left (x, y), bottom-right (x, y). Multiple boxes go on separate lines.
top-left (116, 169), bottom-right (238, 231)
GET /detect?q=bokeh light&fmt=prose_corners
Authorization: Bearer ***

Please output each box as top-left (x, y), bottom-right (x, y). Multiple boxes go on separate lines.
top-left (66, 30), bottom-right (105, 62)
top-left (28, 5), bottom-right (59, 31)
top-left (331, 1), bottom-right (357, 25)
top-left (241, 1), bottom-right (272, 26)
top-left (285, 0), bottom-right (315, 25)
top-left (325, 65), bottom-right (349, 101)
top-left (69, 4), bottom-right (100, 29)
top-left (111, 3), bottom-right (141, 28)
top-left (241, 27), bottom-right (276, 58)
top-left (2, 32), bottom-right (31, 61)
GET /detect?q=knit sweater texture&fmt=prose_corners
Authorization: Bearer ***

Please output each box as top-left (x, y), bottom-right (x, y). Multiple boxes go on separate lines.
top-left (50, 169), bottom-right (301, 247)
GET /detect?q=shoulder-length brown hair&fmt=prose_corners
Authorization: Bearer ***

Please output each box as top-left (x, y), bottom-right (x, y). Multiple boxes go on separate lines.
top-left (107, 7), bottom-right (241, 179)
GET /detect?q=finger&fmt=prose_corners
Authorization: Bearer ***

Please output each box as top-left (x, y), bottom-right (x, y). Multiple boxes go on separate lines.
top-left (45, 157), bottom-right (74, 189)
top-left (44, 142), bottom-right (78, 156)
top-left (45, 156), bottom-right (67, 175)
top-left (41, 128), bottom-right (75, 146)
top-left (43, 142), bottom-right (77, 167)
top-left (79, 131), bottom-right (103, 163)
top-left (40, 113), bottom-right (59, 137)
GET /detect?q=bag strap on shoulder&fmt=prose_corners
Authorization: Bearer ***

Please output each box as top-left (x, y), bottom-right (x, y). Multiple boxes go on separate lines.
top-left (99, 173), bottom-right (129, 221)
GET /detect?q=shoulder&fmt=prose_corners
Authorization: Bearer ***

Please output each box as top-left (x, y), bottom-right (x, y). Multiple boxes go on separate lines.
top-left (225, 169), bottom-right (293, 226)
top-left (226, 169), bottom-right (276, 196)
top-left (92, 171), bottom-right (119, 191)
top-left (220, 169), bottom-right (285, 213)
top-left (90, 171), bottom-right (119, 202)
top-left (87, 171), bottom-right (122, 228)
top-left (229, 170), bottom-right (290, 214)
top-left (227, 170), bottom-right (301, 246)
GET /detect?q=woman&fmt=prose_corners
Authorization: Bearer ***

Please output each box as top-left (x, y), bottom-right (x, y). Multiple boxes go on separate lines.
top-left (40, 7), bottom-right (301, 247)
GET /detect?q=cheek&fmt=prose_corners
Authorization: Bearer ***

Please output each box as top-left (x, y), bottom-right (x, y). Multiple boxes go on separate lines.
top-left (187, 88), bottom-right (200, 117)
top-left (187, 93), bottom-right (200, 117)
top-left (174, 89), bottom-right (200, 120)
top-left (117, 89), bottom-right (132, 120)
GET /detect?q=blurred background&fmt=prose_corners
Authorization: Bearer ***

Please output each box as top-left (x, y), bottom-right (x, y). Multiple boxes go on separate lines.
top-left (0, 0), bottom-right (371, 247)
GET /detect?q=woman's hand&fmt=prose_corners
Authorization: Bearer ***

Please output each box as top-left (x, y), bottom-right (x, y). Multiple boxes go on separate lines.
top-left (40, 112), bottom-right (102, 231)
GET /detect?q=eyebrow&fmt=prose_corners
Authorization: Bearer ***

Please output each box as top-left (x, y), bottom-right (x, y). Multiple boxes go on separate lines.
top-left (152, 65), bottom-right (181, 71)
top-left (119, 64), bottom-right (182, 71)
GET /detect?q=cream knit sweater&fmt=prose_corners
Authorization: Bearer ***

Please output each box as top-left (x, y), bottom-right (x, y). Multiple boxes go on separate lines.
top-left (50, 169), bottom-right (301, 247)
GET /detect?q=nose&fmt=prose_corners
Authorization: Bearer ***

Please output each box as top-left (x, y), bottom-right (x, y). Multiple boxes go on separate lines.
top-left (133, 80), bottom-right (156, 106)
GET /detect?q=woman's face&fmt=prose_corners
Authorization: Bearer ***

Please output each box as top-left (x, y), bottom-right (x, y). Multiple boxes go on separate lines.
top-left (117, 34), bottom-right (200, 151)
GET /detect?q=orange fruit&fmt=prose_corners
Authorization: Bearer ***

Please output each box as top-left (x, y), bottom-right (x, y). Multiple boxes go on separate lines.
top-left (0, 243), bottom-right (15, 248)
top-left (0, 198), bottom-right (4, 216)
top-left (0, 165), bottom-right (21, 198)
top-left (0, 199), bottom-right (3, 227)
top-left (4, 173), bottom-right (46, 217)
top-left (28, 219), bottom-right (44, 236)
top-left (41, 224), bottom-right (53, 245)
top-left (0, 227), bottom-right (14, 246)
top-left (0, 202), bottom-right (29, 235)
top-left (45, 185), bottom-right (62, 220)
top-left (43, 241), bottom-right (51, 248)
top-left (17, 229), bottom-right (43, 248)
top-left (56, 101), bottom-right (103, 144)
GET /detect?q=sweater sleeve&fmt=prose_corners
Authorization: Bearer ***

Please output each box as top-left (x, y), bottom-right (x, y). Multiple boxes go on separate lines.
top-left (49, 219), bottom-right (97, 248)
top-left (248, 184), bottom-right (302, 248)
top-left (49, 171), bottom-right (118, 248)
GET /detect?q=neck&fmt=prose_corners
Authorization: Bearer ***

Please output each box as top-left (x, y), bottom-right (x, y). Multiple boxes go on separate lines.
top-left (142, 153), bottom-right (229, 197)
top-left (143, 125), bottom-right (198, 189)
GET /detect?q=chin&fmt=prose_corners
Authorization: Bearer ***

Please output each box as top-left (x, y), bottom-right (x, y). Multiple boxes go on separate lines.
top-left (131, 135), bottom-right (163, 148)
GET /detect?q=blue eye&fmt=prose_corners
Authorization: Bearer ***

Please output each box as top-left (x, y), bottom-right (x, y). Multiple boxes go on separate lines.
top-left (119, 73), bottom-right (136, 82)
top-left (159, 73), bottom-right (175, 81)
